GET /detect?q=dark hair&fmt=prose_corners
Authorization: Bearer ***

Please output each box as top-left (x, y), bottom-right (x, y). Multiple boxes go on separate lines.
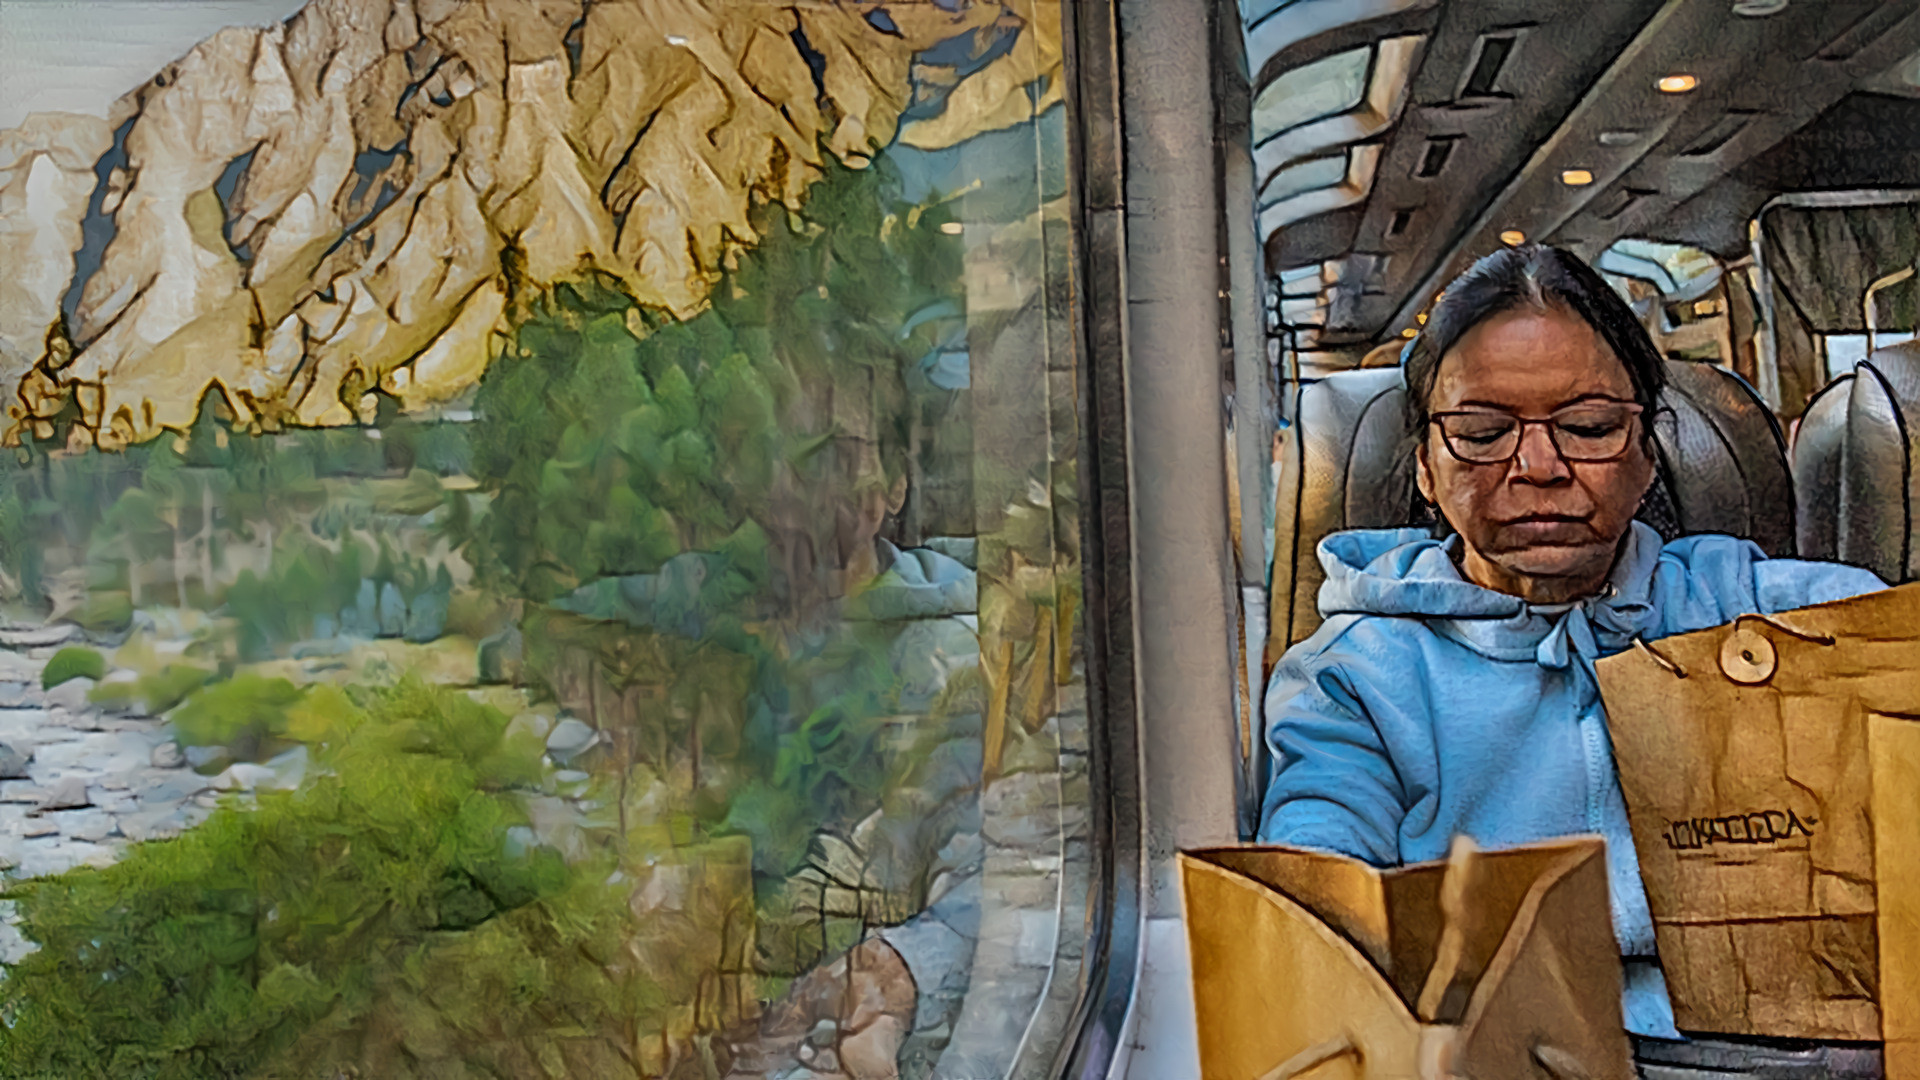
top-left (1402, 243), bottom-right (1666, 437)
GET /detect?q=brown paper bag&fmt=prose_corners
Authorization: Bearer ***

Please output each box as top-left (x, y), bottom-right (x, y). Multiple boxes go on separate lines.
top-left (1595, 581), bottom-right (1920, 1069)
top-left (1179, 837), bottom-right (1634, 1080)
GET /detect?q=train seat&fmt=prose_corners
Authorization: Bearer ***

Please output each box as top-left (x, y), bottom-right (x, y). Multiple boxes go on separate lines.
top-left (1791, 340), bottom-right (1920, 584)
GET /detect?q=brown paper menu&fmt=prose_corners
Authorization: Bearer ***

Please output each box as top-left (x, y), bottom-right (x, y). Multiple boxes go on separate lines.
top-left (1179, 837), bottom-right (1633, 1080)
top-left (1594, 581), bottom-right (1920, 1069)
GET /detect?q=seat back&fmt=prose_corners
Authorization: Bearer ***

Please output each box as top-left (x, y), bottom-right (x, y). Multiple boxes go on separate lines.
top-left (1267, 368), bottom-right (1411, 656)
top-left (1267, 360), bottom-right (1796, 657)
top-left (1791, 341), bottom-right (1920, 583)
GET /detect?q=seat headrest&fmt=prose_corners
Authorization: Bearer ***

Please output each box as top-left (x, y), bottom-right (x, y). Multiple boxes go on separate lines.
top-left (1792, 345), bottom-right (1920, 584)
top-left (1865, 339), bottom-right (1920, 399)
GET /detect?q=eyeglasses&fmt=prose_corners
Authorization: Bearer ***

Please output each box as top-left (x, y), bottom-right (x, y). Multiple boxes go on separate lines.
top-left (1428, 400), bottom-right (1645, 465)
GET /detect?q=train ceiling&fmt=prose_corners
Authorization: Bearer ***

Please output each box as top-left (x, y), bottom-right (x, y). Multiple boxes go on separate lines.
top-left (1243, 0), bottom-right (1920, 348)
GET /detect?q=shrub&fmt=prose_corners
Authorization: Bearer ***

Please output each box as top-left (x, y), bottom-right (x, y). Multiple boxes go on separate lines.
top-left (222, 530), bottom-right (456, 658)
top-left (0, 679), bottom-right (656, 1079)
top-left (88, 665), bottom-right (216, 715)
top-left (41, 646), bottom-right (105, 688)
top-left (221, 534), bottom-right (370, 659)
top-left (169, 673), bottom-right (304, 760)
top-left (72, 590), bottom-right (134, 634)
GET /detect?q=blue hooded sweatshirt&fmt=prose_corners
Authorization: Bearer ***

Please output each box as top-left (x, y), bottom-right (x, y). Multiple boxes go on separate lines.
top-left (1258, 520), bottom-right (1886, 1038)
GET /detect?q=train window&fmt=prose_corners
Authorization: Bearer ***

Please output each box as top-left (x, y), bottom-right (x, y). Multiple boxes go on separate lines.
top-left (1277, 264), bottom-right (1326, 295)
top-left (1259, 153), bottom-right (1350, 208)
top-left (1261, 145), bottom-right (1385, 237)
top-left (0, 3), bottom-right (1106, 1077)
top-left (1826, 333), bottom-right (1918, 380)
top-left (1415, 134), bottom-right (1460, 178)
top-left (1458, 33), bottom-right (1518, 99)
top-left (1252, 46), bottom-right (1373, 142)
top-left (1600, 239), bottom-right (1722, 298)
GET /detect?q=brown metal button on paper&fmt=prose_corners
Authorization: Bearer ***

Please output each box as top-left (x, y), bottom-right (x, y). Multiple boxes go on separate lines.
top-left (1719, 625), bottom-right (1777, 685)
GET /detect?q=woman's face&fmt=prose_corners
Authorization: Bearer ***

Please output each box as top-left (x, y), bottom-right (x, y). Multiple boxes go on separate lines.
top-left (1415, 304), bottom-right (1655, 604)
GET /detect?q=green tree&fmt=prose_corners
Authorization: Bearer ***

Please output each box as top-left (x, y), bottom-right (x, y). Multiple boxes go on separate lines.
top-left (468, 157), bottom-right (963, 615)
top-left (467, 158), bottom-right (969, 887)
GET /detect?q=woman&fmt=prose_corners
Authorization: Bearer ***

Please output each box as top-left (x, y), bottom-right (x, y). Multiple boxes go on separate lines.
top-left (1258, 243), bottom-right (1886, 1039)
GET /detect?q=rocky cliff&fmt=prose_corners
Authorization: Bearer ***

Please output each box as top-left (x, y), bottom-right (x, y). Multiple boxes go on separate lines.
top-left (0, 0), bottom-right (1060, 449)
top-left (0, 114), bottom-right (113, 393)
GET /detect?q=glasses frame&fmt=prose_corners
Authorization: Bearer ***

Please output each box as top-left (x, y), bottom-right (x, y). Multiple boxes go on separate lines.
top-left (1427, 399), bottom-right (1647, 465)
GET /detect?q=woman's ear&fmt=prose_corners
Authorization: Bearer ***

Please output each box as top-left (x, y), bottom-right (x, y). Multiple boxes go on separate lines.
top-left (1415, 440), bottom-right (1435, 505)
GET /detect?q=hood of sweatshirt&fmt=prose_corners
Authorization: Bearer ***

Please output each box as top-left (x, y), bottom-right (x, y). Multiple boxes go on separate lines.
top-left (1315, 520), bottom-right (1666, 668)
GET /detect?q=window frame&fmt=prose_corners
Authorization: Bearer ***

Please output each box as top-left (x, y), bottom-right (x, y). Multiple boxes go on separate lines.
top-left (1046, 0), bottom-right (1146, 1075)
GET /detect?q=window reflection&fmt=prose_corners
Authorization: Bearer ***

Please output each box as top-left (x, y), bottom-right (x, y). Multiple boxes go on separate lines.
top-left (1252, 46), bottom-right (1372, 145)
top-left (1260, 153), bottom-right (1351, 209)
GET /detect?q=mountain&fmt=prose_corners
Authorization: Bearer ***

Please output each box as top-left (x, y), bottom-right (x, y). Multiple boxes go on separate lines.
top-left (0, 0), bottom-right (1060, 449)
top-left (0, 113), bottom-right (113, 397)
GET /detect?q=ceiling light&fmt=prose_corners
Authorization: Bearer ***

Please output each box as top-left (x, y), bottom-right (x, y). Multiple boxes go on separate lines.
top-left (1401, 328), bottom-right (1418, 338)
top-left (1500, 229), bottom-right (1526, 245)
top-left (1732, 0), bottom-right (1787, 15)
top-left (1657, 74), bottom-right (1698, 94)
top-left (1416, 312), bottom-right (1428, 325)
top-left (1598, 130), bottom-right (1641, 147)
top-left (940, 222), bottom-right (964, 234)
top-left (1561, 169), bottom-right (1594, 186)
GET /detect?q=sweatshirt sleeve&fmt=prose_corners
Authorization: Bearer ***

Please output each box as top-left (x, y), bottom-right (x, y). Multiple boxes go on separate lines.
top-left (1258, 645), bottom-right (1406, 866)
top-left (1753, 557), bottom-right (1888, 615)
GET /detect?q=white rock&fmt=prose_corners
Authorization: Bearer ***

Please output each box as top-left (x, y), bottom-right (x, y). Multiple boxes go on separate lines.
top-left (36, 776), bottom-right (90, 811)
top-left (56, 708), bottom-right (103, 731)
top-left (805, 1018), bottom-right (839, 1048)
top-left (42, 677), bottom-right (94, 712)
top-left (264, 745), bottom-right (308, 789)
top-left (0, 742), bottom-right (30, 779)
top-left (0, 625), bottom-right (80, 649)
top-left (218, 763), bottom-right (278, 790)
top-left (55, 810), bottom-right (115, 843)
top-left (506, 711), bottom-right (553, 742)
top-left (183, 744), bottom-right (231, 771)
top-left (545, 717), bottom-right (598, 764)
top-left (0, 781), bottom-right (40, 803)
